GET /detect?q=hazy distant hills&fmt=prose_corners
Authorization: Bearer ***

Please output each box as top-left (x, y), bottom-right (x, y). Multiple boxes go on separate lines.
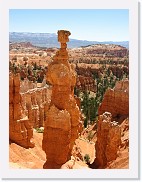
top-left (9, 32), bottom-right (129, 49)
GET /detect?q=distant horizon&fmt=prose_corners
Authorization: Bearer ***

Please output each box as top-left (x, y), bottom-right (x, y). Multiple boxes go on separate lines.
top-left (9, 9), bottom-right (129, 42)
top-left (9, 31), bottom-right (129, 42)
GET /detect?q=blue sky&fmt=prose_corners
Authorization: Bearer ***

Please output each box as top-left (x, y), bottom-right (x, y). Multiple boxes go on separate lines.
top-left (9, 9), bottom-right (129, 41)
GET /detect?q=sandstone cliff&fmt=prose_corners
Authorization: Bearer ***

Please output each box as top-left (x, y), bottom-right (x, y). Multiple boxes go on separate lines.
top-left (98, 79), bottom-right (129, 120)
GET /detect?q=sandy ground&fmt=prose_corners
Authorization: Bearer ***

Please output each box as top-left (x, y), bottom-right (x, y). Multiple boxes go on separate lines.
top-left (9, 131), bottom-right (89, 169)
top-left (9, 132), bottom-right (45, 169)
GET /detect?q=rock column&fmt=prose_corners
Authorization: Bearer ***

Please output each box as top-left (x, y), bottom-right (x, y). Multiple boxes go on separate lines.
top-left (42, 30), bottom-right (81, 169)
top-left (9, 73), bottom-right (34, 148)
top-left (94, 112), bottom-right (121, 168)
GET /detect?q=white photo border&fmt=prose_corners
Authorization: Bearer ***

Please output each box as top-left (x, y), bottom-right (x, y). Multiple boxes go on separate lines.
top-left (0, 0), bottom-right (139, 179)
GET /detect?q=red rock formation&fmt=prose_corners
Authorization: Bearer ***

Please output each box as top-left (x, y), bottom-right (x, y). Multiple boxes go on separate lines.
top-left (94, 112), bottom-right (121, 168)
top-left (98, 80), bottom-right (129, 119)
top-left (120, 118), bottom-right (129, 149)
top-left (68, 44), bottom-right (129, 65)
top-left (76, 75), bottom-right (96, 92)
top-left (20, 85), bottom-right (51, 128)
top-left (9, 73), bottom-right (34, 148)
top-left (42, 30), bottom-right (82, 169)
top-left (61, 157), bottom-right (76, 169)
top-left (86, 45), bottom-right (128, 58)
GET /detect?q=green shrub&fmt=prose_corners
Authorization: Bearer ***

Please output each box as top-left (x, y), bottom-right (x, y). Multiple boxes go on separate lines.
top-left (35, 127), bottom-right (44, 133)
top-left (84, 154), bottom-right (90, 163)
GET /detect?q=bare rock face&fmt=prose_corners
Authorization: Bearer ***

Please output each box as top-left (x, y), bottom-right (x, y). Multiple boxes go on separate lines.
top-left (98, 80), bottom-right (129, 119)
top-left (75, 64), bottom-right (129, 93)
top-left (9, 73), bottom-right (34, 148)
top-left (20, 86), bottom-right (51, 129)
top-left (61, 156), bottom-right (76, 169)
top-left (76, 75), bottom-right (96, 92)
top-left (94, 112), bottom-right (121, 168)
top-left (10, 70), bottom-right (52, 148)
top-left (42, 30), bottom-right (81, 169)
top-left (42, 105), bottom-right (71, 169)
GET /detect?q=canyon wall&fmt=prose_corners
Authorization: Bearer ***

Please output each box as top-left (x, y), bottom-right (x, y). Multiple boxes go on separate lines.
top-left (86, 46), bottom-right (128, 58)
top-left (98, 79), bottom-right (129, 119)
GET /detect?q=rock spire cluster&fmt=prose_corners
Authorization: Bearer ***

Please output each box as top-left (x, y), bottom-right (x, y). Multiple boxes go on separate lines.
top-left (9, 73), bottom-right (34, 148)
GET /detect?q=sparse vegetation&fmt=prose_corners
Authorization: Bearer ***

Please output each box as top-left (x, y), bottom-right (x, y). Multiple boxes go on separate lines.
top-left (9, 42), bottom-right (129, 130)
top-left (9, 39), bottom-right (129, 170)
top-left (86, 131), bottom-right (95, 142)
top-left (76, 65), bottom-right (128, 128)
top-left (84, 154), bottom-right (90, 163)
top-left (35, 127), bottom-right (44, 133)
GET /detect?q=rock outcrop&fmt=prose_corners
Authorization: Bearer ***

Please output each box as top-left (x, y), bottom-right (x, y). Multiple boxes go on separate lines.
top-left (86, 44), bottom-right (128, 58)
top-left (98, 80), bottom-right (129, 119)
top-left (9, 72), bottom-right (51, 148)
top-left (42, 30), bottom-right (81, 169)
top-left (9, 73), bottom-right (34, 148)
top-left (76, 75), bottom-right (96, 92)
top-left (69, 44), bottom-right (129, 65)
top-left (20, 86), bottom-right (51, 128)
top-left (20, 76), bottom-right (51, 128)
top-left (75, 64), bottom-right (128, 93)
top-left (94, 112), bottom-right (121, 168)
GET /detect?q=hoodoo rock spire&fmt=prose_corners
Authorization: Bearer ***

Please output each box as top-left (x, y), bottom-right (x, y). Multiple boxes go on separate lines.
top-left (42, 30), bottom-right (82, 169)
